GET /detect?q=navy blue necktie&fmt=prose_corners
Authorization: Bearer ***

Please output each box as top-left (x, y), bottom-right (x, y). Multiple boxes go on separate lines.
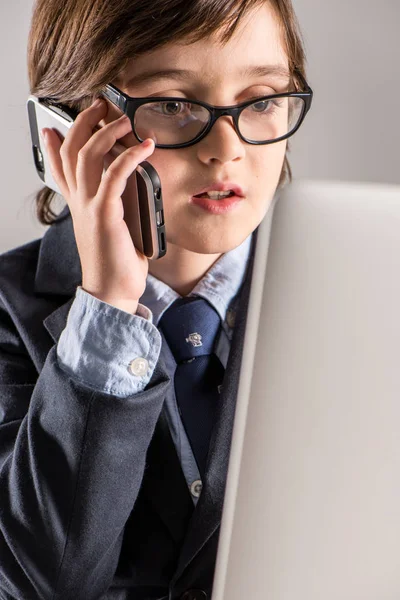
top-left (159, 296), bottom-right (225, 477)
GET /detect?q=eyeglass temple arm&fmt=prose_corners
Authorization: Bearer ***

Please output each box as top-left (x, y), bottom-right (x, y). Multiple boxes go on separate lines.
top-left (293, 68), bottom-right (312, 93)
top-left (100, 84), bottom-right (128, 112)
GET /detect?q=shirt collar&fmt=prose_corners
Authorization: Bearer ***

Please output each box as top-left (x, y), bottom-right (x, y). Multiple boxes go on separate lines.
top-left (140, 233), bottom-right (252, 327)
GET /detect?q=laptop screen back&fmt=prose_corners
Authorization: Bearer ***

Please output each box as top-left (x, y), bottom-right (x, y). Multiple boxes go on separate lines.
top-left (212, 179), bottom-right (400, 600)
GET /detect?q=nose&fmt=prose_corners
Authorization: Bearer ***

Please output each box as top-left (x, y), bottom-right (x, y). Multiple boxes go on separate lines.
top-left (195, 114), bottom-right (246, 165)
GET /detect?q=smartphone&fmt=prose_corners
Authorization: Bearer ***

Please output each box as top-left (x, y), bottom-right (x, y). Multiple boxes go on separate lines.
top-left (27, 95), bottom-right (167, 260)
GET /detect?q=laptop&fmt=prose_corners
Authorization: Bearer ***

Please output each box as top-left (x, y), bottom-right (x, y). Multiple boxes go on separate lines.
top-left (212, 179), bottom-right (400, 600)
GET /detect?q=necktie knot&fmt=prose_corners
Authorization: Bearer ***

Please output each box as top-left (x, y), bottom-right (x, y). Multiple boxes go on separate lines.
top-left (159, 296), bottom-right (221, 363)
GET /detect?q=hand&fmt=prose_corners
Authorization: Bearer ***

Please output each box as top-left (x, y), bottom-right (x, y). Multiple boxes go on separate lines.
top-left (41, 98), bottom-right (155, 314)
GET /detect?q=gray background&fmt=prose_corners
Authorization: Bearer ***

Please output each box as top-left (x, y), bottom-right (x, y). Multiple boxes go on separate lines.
top-left (1, 0), bottom-right (399, 252)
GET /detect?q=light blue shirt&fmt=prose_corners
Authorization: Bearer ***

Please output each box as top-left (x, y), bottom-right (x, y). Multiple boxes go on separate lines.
top-left (57, 234), bottom-right (252, 503)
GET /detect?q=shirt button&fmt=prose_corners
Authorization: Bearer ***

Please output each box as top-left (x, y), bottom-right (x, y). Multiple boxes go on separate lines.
top-left (128, 357), bottom-right (149, 377)
top-left (226, 308), bottom-right (236, 328)
top-left (190, 479), bottom-right (203, 498)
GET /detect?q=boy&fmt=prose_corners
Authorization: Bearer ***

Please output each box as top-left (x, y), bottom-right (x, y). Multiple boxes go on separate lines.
top-left (0, 1), bottom-right (312, 598)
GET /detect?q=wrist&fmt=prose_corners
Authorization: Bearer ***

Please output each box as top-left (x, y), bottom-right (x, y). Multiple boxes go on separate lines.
top-left (80, 288), bottom-right (139, 315)
top-left (106, 299), bottom-right (139, 315)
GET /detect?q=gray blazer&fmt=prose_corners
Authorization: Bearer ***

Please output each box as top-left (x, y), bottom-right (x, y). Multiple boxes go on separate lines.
top-left (0, 205), bottom-right (257, 600)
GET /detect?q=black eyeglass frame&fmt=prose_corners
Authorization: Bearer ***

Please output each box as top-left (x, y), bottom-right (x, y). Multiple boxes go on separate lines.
top-left (100, 68), bottom-right (313, 149)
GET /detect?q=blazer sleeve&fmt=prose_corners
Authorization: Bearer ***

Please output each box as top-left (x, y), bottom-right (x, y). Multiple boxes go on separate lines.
top-left (0, 294), bottom-right (171, 600)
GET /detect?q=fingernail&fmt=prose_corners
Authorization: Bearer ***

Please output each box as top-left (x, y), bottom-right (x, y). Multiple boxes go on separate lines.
top-left (93, 98), bottom-right (103, 108)
top-left (143, 138), bottom-right (154, 148)
top-left (40, 128), bottom-right (48, 143)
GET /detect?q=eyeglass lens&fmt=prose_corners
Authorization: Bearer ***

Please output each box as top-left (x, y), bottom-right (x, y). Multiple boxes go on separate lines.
top-left (133, 96), bottom-right (305, 145)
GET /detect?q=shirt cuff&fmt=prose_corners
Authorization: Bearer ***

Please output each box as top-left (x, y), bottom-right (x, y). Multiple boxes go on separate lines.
top-left (56, 286), bottom-right (162, 397)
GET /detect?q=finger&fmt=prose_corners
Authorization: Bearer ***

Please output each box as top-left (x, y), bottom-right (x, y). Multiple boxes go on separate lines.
top-left (95, 139), bottom-right (155, 222)
top-left (41, 128), bottom-right (70, 200)
top-left (75, 114), bottom-right (134, 199)
top-left (59, 98), bottom-right (108, 195)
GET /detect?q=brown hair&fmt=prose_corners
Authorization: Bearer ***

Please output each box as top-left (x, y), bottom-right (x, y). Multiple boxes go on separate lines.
top-left (27, 0), bottom-right (307, 225)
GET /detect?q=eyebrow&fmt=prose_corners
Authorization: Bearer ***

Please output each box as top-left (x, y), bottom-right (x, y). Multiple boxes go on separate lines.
top-left (123, 65), bottom-right (291, 88)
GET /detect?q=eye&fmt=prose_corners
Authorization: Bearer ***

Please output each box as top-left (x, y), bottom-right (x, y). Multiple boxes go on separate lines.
top-left (249, 98), bottom-right (285, 114)
top-left (252, 100), bottom-right (272, 113)
top-left (160, 101), bottom-right (190, 116)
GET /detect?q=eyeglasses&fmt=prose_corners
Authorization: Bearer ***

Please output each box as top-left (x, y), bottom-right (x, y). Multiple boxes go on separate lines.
top-left (100, 68), bottom-right (313, 149)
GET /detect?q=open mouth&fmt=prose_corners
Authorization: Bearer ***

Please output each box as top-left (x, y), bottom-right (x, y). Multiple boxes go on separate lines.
top-left (193, 191), bottom-right (236, 199)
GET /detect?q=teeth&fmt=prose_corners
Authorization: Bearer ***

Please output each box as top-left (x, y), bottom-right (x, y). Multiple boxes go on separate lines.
top-left (206, 190), bottom-right (232, 199)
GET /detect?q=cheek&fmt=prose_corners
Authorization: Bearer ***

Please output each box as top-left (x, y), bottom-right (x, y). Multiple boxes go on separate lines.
top-left (254, 143), bottom-right (287, 185)
top-left (259, 142), bottom-right (287, 170)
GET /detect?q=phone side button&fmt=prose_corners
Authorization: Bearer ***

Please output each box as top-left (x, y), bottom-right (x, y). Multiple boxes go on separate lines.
top-left (160, 231), bottom-right (166, 253)
top-left (156, 210), bottom-right (164, 227)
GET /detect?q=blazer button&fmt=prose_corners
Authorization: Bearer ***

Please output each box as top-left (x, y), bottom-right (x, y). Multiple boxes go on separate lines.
top-left (180, 590), bottom-right (207, 600)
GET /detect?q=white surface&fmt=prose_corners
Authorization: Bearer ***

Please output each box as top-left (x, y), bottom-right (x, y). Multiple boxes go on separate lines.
top-left (289, 0), bottom-right (400, 186)
top-left (1, 0), bottom-right (48, 252)
top-left (1, 1), bottom-right (399, 252)
top-left (213, 179), bottom-right (400, 600)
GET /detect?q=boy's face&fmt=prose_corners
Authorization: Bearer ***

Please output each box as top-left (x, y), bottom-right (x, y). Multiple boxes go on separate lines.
top-left (106, 3), bottom-right (289, 254)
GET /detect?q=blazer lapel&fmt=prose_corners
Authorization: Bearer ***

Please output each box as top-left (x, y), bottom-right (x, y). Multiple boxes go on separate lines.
top-left (173, 228), bottom-right (259, 581)
top-left (35, 204), bottom-right (82, 297)
top-left (29, 206), bottom-right (80, 370)
top-left (35, 208), bottom-right (80, 350)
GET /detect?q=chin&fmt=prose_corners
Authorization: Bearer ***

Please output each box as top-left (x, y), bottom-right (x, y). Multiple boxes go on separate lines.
top-left (171, 227), bottom-right (255, 255)
top-left (165, 200), bottom-right (268, 253)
